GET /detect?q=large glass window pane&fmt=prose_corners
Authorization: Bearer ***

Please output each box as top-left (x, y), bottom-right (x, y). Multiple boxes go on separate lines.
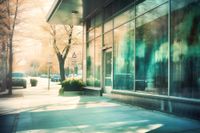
top-left (86, 41), bottom-right (94, 86)
top-left (94, 37), bottom-right (102, 87)
top-left (136, 0), bottom-right (167, 16)
top-left (94, 13), bottom-right (102, 37)
top-left (113, 21), bottom-right (135, 90)
top-left (95, 13), bottom-right (102, 26)
top-left (114, 7), bottom-right (135, 28)
top-left (95, 25), bottom-right (102, 37)
top-left (171, 0), bottom-right (200, 99)
top-left (104, 20), bottom-right (113, 33)
top-left (136, 3), bottom-right (168, 27)
top-left (104, 31), bottom-right (113, 47)
top-left (88, 29), bottom-right (94, 41)
top-left (135, 3), bottom-right (168, 95)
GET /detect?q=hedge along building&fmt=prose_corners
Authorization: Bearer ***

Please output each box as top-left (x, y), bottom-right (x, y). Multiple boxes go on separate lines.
top-left (47, 0), bottom-right (200, 120)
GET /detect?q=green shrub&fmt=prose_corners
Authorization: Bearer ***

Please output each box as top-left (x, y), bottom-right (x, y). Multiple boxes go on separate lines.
top-left (61, 79), bottom-right (85, 91)
top-left (86, 80), bottom-right (93, 86)
top-left (30, 79), bottom-right (38, 86)
top-left (94, 79), bottom-right (100, 87)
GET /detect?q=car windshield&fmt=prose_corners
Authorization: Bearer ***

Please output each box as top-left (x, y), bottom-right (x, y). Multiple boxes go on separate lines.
top-left (12, 73), bottom-right (26, 77)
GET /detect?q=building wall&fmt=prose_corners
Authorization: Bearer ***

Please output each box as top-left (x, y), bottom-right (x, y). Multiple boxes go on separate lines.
top-left (84, 0), bottom-right (200, 100)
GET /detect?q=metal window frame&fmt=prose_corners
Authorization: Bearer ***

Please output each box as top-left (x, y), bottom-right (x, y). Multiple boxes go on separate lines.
top-left (168, 0), bottom-right (171, 96)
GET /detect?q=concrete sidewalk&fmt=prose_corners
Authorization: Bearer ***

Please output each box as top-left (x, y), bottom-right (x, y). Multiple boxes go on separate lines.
top-left (14, 96), bottom-right (200, 133)
top-left (1, 79), bottom-right (200, 133)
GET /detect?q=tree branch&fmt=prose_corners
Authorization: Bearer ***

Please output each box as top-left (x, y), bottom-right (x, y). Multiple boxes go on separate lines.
top-left (62, 25), bottom-right (73, 60)
top-left (49, 24), bottom-right (62, 59)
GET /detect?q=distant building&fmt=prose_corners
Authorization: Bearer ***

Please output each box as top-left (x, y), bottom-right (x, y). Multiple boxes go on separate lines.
top-left (47, 0), bottom-right (200, 120)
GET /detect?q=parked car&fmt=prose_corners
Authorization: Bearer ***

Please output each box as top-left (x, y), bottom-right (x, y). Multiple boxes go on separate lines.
top-left (12, 72), bottom-right (27, 88)
top-left (40, 74), bottom-right (48, 78)
top-left (51, 74), bottom-right (61, 82)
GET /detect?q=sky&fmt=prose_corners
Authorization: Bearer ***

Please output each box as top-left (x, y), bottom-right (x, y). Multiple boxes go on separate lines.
top-left (13, 0), bottom-right (54, 72)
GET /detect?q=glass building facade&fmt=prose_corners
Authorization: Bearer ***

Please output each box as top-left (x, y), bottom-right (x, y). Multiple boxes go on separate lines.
top-left (85, 0), bottom-right (200, 99)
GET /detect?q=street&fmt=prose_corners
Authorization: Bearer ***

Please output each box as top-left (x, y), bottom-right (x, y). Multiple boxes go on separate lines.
top-left (0, 78), bottom-right (200, 133)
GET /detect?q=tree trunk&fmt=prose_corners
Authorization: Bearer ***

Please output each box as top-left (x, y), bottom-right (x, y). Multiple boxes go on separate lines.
top-left (6, 0), bottom-right (19, 95)
top-left (2, 42), bottom-right (7, 91)
top-left (59, 57), bottom-right (65, 82)
top-left (8, 39), bottom-right (13, 95)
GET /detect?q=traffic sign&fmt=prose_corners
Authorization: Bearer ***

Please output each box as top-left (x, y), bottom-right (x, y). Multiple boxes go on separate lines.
top-left (72, 52), bottom-right (77, 58)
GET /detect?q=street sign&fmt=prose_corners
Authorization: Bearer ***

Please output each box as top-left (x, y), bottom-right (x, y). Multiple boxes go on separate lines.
top-left (71, 52), bottom-right (77, 64)
top-left (72, 52), bottom-right (77, 59)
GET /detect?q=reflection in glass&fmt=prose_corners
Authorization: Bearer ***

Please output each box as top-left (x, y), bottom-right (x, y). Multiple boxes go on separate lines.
top-left (114, 7), bottom-right (135, 28)
top-left (136, 3), bottom-right (168, 27)
top-left (95, 13), bottom-right (102, 26)
top-left (113, 21), bottom-right (135, 90)
top-left (86, 41), bottom-right (94, 86)
top-left (95, 25), bottom-right (102, 37)
top-left (135, 4), bottom-right (168, 95)
top-left (88, 29), bottom-right (94, 41)
top-left (94, 37), bottom-right (102, 87)
top-left (104, 31), bottom-right (113, 46)
top-left (95, 13), bottom-right (102, 37)
top-left (136, 0), bottom-right (167, 16)
top-left (171, 0), bottom-right (200, 98)
top-left (104, 20), bottom-right (113, 33)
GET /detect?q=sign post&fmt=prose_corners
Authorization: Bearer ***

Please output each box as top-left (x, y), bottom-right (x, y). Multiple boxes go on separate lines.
top-left (71, 52), bottom-right (77, 78)
top-left (47, 56), bottom-right (52, 90)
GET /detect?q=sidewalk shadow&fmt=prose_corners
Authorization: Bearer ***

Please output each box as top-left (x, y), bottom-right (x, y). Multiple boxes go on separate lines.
top-left (0, 93), bottom-right (23, 98)
top-left (0, 113), bottom-right (18, 133)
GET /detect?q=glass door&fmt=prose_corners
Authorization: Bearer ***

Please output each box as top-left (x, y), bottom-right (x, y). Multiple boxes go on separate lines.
top-left (103, 49), bottom-right (112, 93)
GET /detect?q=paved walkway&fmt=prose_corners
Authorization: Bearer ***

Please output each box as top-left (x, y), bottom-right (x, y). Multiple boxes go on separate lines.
top-left (0, 78), bottom-right (200, 133)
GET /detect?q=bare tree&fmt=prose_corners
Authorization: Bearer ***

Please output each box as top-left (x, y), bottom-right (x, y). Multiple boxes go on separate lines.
top-left (5, 0), bottom-right (23, 94)
top-left (49, 24), bottom-right (73, 81)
